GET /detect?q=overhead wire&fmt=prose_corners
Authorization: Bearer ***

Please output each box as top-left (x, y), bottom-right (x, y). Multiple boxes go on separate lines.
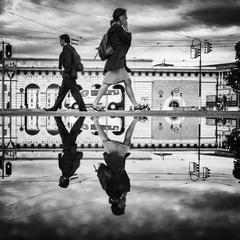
top-left (21, 0), bottom-right (110, 21)
top-left (7, 10), bottom-right (63, 34)
top-left (20, 0), bottom-right (197, 40)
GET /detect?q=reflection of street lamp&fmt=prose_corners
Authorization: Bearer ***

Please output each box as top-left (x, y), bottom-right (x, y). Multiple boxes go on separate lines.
top-left (20, 88), bottom-right (24, 108)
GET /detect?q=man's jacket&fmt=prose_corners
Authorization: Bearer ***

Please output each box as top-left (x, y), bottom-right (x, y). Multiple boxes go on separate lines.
top-left (59, 44), bottom-right (77, 77)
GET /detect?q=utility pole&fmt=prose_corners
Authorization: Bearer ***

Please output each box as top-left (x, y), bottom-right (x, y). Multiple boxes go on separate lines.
top-left (1, 41), bottom-right (5, 111)
top-left (1, 41), bottom-right (13, 111)
top-left (190, 39), bottom-right (212, 109)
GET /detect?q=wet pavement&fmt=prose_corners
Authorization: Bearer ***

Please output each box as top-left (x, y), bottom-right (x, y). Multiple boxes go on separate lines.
top-left (0, 114), bottom-right (240, 239)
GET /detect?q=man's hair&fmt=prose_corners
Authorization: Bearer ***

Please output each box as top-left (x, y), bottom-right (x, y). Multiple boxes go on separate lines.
top-left (112, 8), bottom-right (126, 21)
top-left (59, 176), bottom-right (70, 188)
top-left (59, 34), bottom-right (70, 44)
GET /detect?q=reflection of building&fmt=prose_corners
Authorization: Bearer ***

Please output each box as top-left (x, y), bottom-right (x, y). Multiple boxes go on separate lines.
top-left (1, 58), bottom-right (235, 110)
top-left (205, 62), bottom-right (239, 111)
top-left (0, 116), bottom-right (221, 150)
top-left (206, 117), bottom-right (240, 148)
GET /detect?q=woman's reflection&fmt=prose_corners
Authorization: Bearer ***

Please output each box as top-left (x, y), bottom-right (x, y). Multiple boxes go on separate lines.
top-left (94, 117), bottom-right (139, 215)
top-left (54, 116), bottom-right (85, 188)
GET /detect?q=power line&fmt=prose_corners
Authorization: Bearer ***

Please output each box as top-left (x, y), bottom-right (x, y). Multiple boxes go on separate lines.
top-left (1, 26), bottom-right (58, 36)
top-left (8, 10), bottom-right (63, 34)
top-left (22, 0), bottom-right (110, 21)
top-left (6, 10), bottom-right (83, 39)
top-left (20, 0), bottom-right (196, 40)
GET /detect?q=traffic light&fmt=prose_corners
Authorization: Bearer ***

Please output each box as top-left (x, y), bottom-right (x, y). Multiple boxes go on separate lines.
top-left (195, 164), bottom-right (200, 173)
top-left (6, 44), bottom-right (12, 58)
top-left (204, 40), bottom-right (212, 54)
top-left (197, 48), bottom-right (201, 57)
top-left (5, 161), bottom-right (12, 176)
top-left (206, 167), bottom-right (211, 177)
top-left (191, 46), bottom-right (201, 58)
top-left (203, 167), bottom-right (211, 178)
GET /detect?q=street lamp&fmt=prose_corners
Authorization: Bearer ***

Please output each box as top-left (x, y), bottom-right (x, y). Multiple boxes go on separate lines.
top-left (190, 39), bottom-right (213, 109)
top-left (1, 41), bottom-right (12, 111)
top-left (191, 38), bottom-right (202, 109)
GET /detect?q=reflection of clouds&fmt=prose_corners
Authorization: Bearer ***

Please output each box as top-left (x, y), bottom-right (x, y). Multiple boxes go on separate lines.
top-left (181, 190), bottom-right (240, 211)
top-left (1, 182), bottom-right (240, 239)
top-left (1, 159), bottom-right (240, 238)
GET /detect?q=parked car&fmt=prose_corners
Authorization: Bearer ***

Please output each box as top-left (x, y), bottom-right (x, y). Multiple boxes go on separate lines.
top-left (64, 85), bottom-right (124, 110)
top-left (63, 116), bottom-right (125, 136)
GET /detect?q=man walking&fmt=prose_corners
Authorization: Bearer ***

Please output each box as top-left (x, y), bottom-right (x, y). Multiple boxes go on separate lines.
top-left (45, 34), bottom-right (86, 111)
top-left (90, 8), bottom-right (148, 111)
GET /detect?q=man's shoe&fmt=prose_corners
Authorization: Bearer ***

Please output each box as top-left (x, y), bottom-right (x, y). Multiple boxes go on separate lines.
top-left (43, 107), bottom-right (58, 111)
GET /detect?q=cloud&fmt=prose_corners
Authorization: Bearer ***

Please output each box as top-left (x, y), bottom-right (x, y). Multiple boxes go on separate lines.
top-left (0, 0), bottom-right (7, 14)
top-left (132, 22), bottom-right (190, 34)
top-left (185, 2), bottom-right (240, 27)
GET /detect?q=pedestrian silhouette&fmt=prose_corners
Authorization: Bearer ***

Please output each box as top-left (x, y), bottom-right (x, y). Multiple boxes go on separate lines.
top-left (90, 8), bottom-right (149, 111)
top-left (55, 116), bottom-right (85, 188)
top-left (220, 95), bottom-right (227, 111)
top-left (45, 34), bottom-right (86, 111)
top-left (94, 117), bottom-right (139, 215)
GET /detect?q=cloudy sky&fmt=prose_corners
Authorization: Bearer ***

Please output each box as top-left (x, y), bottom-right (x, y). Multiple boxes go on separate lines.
top-left (0, 0), bottom-right (240, 66)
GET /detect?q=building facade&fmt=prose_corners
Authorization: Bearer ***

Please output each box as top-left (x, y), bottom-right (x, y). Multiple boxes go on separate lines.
top-left (0, 58), bottom-right (237, 150)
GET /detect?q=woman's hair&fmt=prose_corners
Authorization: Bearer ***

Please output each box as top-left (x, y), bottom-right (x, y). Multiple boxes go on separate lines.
top-left (59, 34), bottom-right (70, 44)
top-left (111, 203), bottom-right (125, 216)
top-left (110, 19), bottom-right (115, 26)
top-left (58, 176), bottom-right (70, 188)
top-left (112, 8), bottom-right (126, 22)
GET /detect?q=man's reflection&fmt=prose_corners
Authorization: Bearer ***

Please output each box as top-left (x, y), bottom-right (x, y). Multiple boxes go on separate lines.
top-left (94, 117), bottom-right (139, 215)
top-left (54, 116), bottom-right (85, 188)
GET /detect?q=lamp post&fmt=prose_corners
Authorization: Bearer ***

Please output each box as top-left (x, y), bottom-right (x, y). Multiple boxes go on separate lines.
top-left (1, 41), bottom-right (5, 111)
top-left (1, 41), bottom-right (13, 111)
top-left (190, 39), bottom-right (212, 109)
top-left (191, 38), bottom-right (202, 109)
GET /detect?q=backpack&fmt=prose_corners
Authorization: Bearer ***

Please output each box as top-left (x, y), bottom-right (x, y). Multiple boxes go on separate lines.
top-left (95, 32), bottom-right (113, 61)
top-left (70, 46), bottom-right (84, 71)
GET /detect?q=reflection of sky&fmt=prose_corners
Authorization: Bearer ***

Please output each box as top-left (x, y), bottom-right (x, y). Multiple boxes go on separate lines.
top-left (1, 115), bottom-right (240, 239)
top-left (1, 156), bottom-right (240, 239)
